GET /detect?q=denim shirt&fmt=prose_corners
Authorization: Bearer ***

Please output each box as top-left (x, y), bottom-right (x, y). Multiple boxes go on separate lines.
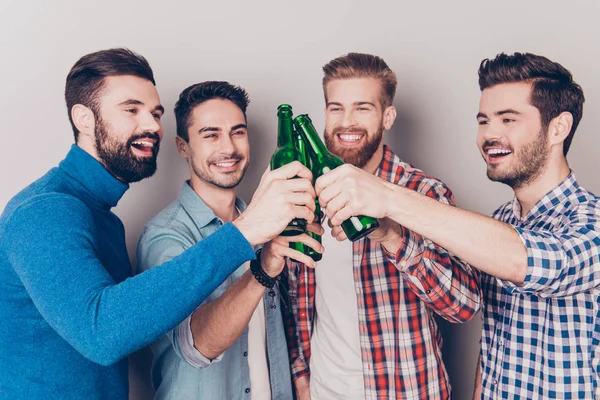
top-left (137, 182), bottom-right (292, 400)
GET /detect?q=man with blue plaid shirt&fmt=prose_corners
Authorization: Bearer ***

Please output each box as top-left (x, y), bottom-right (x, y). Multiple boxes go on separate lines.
top-left (316, 52), bottom-right (599, 398)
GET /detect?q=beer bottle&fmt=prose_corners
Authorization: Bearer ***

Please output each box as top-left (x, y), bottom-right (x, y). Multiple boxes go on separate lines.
top-left (270, 104), bottom-right (306, 236)
top-left (290, 128), bottom-right (323, 261)
top-left (294, 114), bottom-right (379, 242)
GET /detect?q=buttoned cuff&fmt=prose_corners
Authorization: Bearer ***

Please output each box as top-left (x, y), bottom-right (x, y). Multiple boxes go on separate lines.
top-left (382, 225), bottom-right (424, 271)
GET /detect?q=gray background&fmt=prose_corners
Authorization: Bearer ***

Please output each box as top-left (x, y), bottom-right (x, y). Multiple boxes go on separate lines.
top-left (1, 0), bottom-right (598, 398)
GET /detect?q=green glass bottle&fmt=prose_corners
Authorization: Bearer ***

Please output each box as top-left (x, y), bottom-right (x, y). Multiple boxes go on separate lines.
top-left (270, 104), bottom-right (306, 236)
top-left (294, 114), bottom-right (380, 242)
top-left (290, 128), bottom-right (323, 262)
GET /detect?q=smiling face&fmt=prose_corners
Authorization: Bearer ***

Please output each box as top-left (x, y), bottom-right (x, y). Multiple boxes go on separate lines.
top-left (180, 98), bottom-right (250, 189)
top-left (324, 78), bottom-right (390, 169)
top-left (477, 82), bottom-right (550, 189)
top-left (93, 75), bottom-right (164, 183)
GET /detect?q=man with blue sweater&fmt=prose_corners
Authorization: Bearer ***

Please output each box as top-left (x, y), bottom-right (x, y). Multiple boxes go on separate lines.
top-left (0, 48), bottom-right (317, 399)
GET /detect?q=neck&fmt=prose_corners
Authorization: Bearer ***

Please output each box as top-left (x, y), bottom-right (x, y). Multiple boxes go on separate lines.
top-left (514, 155), bottom-right (570, 218)
top-left (76, 135), bottom-right (100, 163)
top-left (362, 143), bottom-right (384, 175)
top-left (189, 175), bottom-right (239, 222)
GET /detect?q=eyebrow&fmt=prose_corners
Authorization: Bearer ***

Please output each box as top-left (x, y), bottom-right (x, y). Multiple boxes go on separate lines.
top-left (326, 101), bottom-right (377, 108)
top-left (118, 99), bottom-right (164, 114)
top-left (477, 109), bottom-right (523, 119)
top-left (199, 124), bottom-right (247, 134)
top-left (496, 109), bottom-right (522, 116)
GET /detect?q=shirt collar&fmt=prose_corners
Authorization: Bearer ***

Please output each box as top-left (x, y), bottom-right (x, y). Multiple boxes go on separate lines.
top-left (510, 171), bottom-right (578, 221)
top-left (375, 144), bottom-right (395, 178)
top-left (178, 181), bottom-right (247, 229)
top-left (59, 144), bottom-right (129, 209)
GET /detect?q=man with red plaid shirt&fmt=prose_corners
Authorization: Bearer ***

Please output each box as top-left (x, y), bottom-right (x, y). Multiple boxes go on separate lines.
top-left (283, 52), bottom-right (482, 400)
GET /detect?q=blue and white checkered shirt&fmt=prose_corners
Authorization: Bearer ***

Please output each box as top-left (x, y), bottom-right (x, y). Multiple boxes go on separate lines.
top-left (480, 172), bottom-right (600, 399)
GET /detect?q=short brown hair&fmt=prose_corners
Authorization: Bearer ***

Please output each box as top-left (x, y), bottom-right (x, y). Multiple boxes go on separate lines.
top-left (479, 52), bottom-right (584, 156)
top-left (65, 48), bottom-right (155, 142)
top-left (174, 81), bottom-right (250, 142)
top-left (322, 52), bottom-right (397, 108)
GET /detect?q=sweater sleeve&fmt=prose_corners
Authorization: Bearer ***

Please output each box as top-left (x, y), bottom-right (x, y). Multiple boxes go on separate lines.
top-left (136, 222), bottom-right (227, 368)
top-left (5, 194), bottom-right (255, 366)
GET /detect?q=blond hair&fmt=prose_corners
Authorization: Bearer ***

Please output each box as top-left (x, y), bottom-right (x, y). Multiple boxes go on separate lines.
top-left (322, 52), bottom-right (397, 107)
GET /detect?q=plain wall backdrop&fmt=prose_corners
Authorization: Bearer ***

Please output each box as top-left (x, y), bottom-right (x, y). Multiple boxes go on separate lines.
top-left (1, 0), bottom-right (599, 398)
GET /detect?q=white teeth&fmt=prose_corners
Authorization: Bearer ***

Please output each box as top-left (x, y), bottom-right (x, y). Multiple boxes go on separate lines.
top-left (339, 134), bottom-right (362, 141)
top-left (215, 161), bottom-right (236, 167)
top-left (487, 148), bottom-right (511, 155)
top-left (133, 140), bottom-right (153, 147)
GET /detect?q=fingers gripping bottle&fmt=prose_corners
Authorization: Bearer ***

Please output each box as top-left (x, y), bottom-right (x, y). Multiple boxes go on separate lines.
top-left (294, 114), bottom-right (379, 242)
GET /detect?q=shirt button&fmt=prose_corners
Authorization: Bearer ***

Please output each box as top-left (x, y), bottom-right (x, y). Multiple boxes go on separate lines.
top-left (217, 220), bottom-right (223, 226)
top-left (243, 351), bottom-right (248, 357)
top-left (400, 260), bottom-right (407, 268)
top-left (492, 378), bottom-right (498, 385)
top-left (245, 388), bottom-right (250, 393)
top-left (499, 340), bottom-right (504, 346)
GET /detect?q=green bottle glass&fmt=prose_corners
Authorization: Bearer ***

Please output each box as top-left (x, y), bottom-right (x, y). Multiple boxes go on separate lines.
top-left (290, 128), bottom-right (323, 262)
top-left (294, 114), bottom-right (380, 242)
top-left (270, 104), bottom-right (306, 236)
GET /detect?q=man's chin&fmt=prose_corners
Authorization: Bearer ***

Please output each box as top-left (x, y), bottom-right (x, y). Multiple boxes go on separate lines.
top-left (333, 148), bottom-right (369, 168)
top-left (208, 173), bottom-right (244, 189)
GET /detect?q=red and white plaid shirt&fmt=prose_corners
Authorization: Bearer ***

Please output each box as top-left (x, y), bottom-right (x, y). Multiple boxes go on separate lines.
top-left (283, 145), bottom-right (482, 399)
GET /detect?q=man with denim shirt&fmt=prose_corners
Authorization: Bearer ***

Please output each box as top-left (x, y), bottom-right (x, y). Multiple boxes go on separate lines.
top-left (137, 81), bottom-right (322, 399)
top-left (315, 53), bottom-right (600, 398)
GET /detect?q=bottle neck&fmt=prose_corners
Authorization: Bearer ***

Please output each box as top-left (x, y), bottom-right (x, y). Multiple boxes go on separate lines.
top-left (277, 117), bottom-right (295, 148)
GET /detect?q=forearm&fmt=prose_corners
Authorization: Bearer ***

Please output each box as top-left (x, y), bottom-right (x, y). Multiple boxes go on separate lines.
top-left (191, 269), bottom-right (265, 359)
top-left (386, 183), bottom-right (528, 284)
top-left (473, 355), bottom-right (482, 400)
top-left (11, 199), bottom-right (256, 365)
top-left (294, 375), bottom-right (311, 400)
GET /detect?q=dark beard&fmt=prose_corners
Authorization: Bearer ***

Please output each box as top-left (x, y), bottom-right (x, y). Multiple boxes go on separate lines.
top-left (485, 128), bottom-right (549, 190)
top-left (324, 125), bottom-right (383, 168)
top-left (94, 116), bottom-right (160, 183)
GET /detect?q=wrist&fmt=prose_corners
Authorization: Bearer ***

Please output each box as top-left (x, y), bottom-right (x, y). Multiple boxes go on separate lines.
top-left (232, 216), bottom-right (259, 247)
top-left (250, 249), bottom-right (280, 288)
top-left (384, 182), bottom-right (406, 221)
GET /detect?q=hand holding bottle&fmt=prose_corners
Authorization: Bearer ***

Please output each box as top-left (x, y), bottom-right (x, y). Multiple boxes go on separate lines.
top-left (233, 162), bottom-right (316, 247)
top-left (316, 163), bottom-right (393, 226)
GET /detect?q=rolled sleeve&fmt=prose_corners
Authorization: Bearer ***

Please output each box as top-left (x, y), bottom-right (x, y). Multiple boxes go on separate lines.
top-left (497, 221), bottom-right (600, 297)
top-left (174, 314), bottom-right (224, 368)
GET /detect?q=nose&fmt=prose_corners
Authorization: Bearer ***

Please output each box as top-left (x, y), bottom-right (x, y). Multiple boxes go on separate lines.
top-left (341, 109), bottom-right (357, 128)
top-left (218, 133), bottom-right (236, 155)
top-left (479, 119), bottom-right (503, 142)
top-left (139, 111), bottom-right (162, 136)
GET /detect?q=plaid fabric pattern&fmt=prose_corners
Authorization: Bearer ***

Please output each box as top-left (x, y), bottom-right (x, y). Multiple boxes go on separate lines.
top-left (480, 172), bottom-right (600, 399)
top-left (283, 145), bottom-right (481, 399)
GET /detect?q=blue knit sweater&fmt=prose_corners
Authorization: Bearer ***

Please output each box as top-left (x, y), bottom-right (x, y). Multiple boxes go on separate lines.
top-left (0, 145), bottom-right (255, 399)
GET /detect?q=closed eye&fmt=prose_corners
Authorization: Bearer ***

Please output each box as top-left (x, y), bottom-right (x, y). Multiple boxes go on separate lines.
top-left (477, 120), bottom-right (489, 125)
top-left (126, 108), bottom-right (138, 115)
top-left (503, 118), bottom-right (515, 123)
